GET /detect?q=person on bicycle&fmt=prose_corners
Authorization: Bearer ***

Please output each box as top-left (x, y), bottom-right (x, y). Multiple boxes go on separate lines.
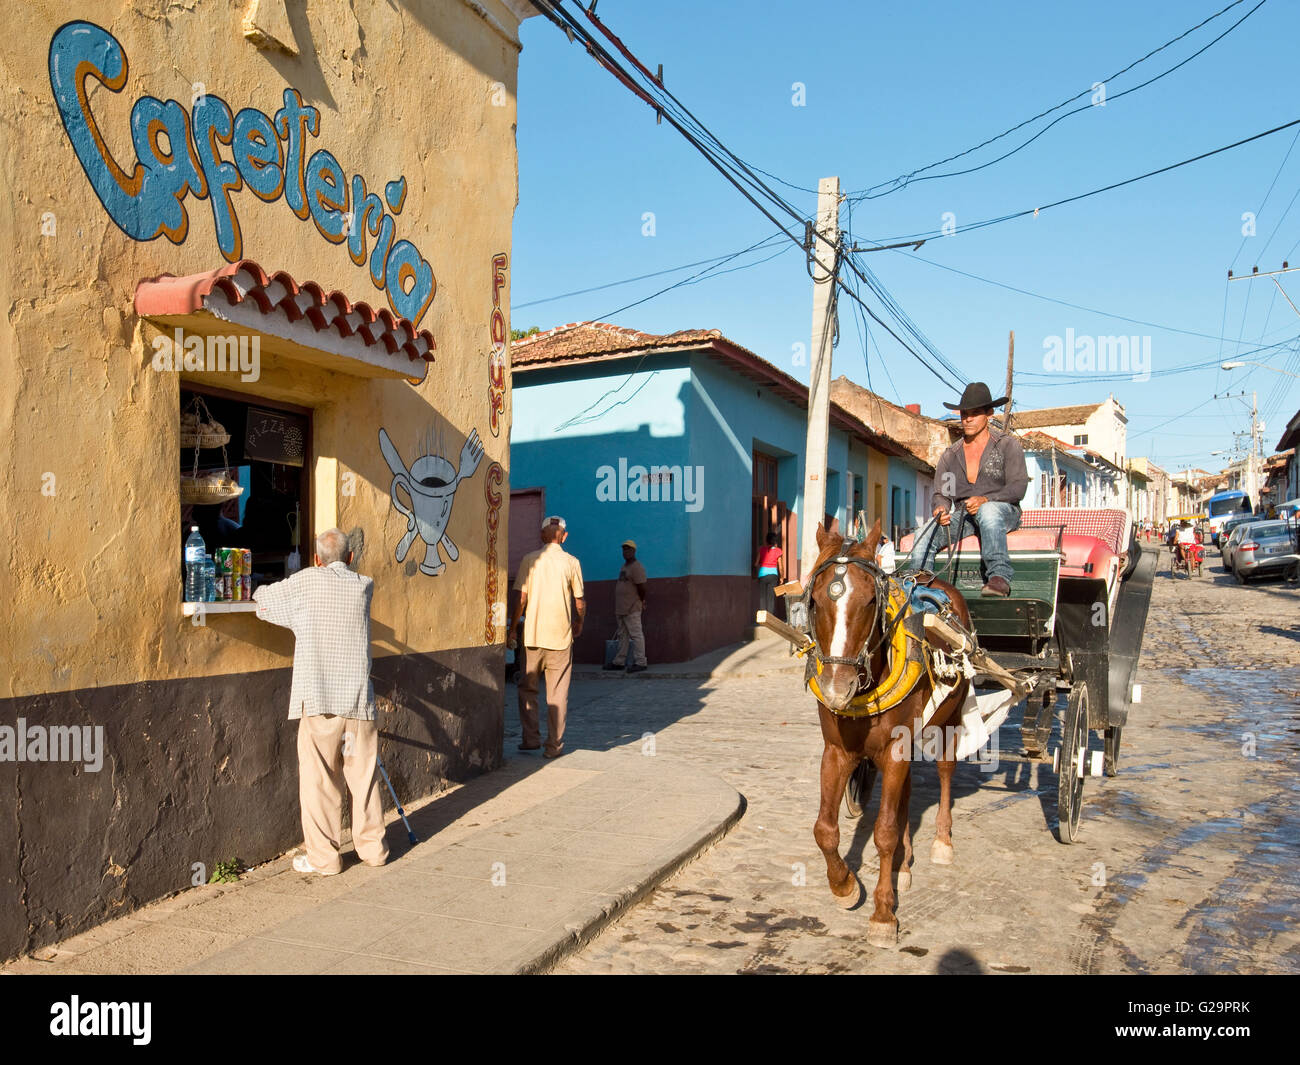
top-left (1174, 520), bottom-right (1198, 567)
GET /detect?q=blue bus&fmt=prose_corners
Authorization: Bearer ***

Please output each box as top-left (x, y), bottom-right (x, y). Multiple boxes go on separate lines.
top-left (1206, 489), bottom-right (1253, 544)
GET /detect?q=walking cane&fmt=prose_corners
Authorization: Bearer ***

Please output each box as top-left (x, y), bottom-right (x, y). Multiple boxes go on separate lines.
top-left (376, 754), bottom-right (418, 845)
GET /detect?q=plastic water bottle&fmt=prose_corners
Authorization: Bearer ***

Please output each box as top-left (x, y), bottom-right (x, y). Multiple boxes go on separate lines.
top-left (184, 526), bottom-right (206, 602)
top-left (203, 555), bottom-right (216, 603)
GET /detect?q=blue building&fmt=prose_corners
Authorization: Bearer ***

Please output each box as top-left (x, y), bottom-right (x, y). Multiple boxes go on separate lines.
top-left (510, 323), bottom-right (929, 662)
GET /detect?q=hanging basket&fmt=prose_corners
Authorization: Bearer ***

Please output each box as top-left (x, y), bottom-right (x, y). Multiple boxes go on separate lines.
top-left (180, 398), bottom-right (231, 449)
top-left (180, 395), bottom-right (241, 504)
top-left (181, 472), bottom-right (244, 505)
top-left (180, 426), bottom-right (231, 449)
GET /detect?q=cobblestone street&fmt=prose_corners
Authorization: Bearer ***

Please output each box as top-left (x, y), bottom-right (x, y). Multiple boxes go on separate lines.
top-left (511, 547), bottom-right (1300, 974)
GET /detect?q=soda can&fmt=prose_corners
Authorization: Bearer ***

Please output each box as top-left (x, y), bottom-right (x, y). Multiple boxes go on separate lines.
top-left (231, 567), bottom-right (243, 601)
top-left (241, 549), bottom-right (252, 580)
top-left (220, 574), bottom-right (232, 602)
top-left (241, 574), bottom-right (251, 601)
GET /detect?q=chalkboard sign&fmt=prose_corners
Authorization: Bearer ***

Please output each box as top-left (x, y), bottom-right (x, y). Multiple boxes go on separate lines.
top-left (244, 407), bottom-right (307, 467)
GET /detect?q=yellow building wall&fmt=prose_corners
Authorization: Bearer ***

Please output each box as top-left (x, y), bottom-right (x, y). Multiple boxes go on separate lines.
top-left (866, 448), bottom-right (889, 529)
top-left (0, 1), bottom-right (523, 699)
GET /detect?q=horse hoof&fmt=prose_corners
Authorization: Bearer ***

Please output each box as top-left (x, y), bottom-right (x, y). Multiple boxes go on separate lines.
top-left (832, 875), bottom-right (863, 909)
top-left (867, 918), bottom-right (898, 945)
top-left (930, 840), bottom-right (954, 866)
top-left (896, 869), bottom-right (912, 891)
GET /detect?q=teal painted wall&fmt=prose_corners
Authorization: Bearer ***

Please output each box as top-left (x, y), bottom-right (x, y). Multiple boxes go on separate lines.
top-left (513, 350), bottom-right (867, 581)
top-left (511, 358), bottom-right (692, 583)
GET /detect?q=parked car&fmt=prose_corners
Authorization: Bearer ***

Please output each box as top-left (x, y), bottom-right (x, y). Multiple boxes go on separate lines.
top-left (1218, 514), bottom-right (1257, 557)
top-left (1232, 520), bottom-right (1300, 583)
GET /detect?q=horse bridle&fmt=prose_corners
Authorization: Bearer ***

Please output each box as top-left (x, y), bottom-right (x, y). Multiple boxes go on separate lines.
top-left (790, 541), bottom-right (902, 678)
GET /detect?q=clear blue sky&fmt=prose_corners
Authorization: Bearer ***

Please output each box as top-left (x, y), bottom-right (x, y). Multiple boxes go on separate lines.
top-left (509, 0), bottom-right (1300, 475)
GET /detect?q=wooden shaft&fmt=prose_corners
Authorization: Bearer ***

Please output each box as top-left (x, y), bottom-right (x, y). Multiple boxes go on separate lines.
top-left (755, 610), bottom-right (813, 649)
top-left (921, 613), bottom-right (1030, 697)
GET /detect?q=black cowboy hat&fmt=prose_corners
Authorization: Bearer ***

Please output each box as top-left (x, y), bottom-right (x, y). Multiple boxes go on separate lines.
top-left (943, 381), bottom-right (1009, 411)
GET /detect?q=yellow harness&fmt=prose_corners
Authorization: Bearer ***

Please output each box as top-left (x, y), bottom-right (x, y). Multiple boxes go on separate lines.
top-left (802, 585), bottom-right (927, 718)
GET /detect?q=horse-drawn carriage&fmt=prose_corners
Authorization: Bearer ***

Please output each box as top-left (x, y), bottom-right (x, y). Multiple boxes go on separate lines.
top-left (756, 506), bottom-right (1155, 942)
top-left (894, 507), bottom-right (1156, 840)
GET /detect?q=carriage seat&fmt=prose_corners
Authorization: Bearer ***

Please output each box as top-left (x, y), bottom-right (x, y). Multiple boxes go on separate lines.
top-left (898, 526), bottom-right (1118, 582)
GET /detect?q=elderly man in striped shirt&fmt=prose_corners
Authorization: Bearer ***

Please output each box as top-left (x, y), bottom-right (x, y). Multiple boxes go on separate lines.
top-left (254, 528), bottom-right (389, 875)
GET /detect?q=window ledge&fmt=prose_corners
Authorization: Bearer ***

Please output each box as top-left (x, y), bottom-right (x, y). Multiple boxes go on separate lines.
top-left (183, 601), bottom-right (259, 626)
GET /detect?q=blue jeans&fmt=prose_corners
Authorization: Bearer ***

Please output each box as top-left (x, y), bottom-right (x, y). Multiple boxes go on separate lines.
top-left (914, 502), bottom-right (1021, 584)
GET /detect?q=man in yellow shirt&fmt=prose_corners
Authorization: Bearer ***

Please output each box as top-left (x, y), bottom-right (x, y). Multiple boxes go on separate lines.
top-left (508, 516), bottom-right (585, 758)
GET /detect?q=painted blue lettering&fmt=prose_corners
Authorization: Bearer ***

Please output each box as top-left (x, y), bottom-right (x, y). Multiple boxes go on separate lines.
top-left (274, 88), bottom-right (319, 221)
top-left (348, 173), bottom-right (384, 269)
top-left (232, 107), bottom-right (283, 202)
top-left (306, 148), bottom-right (348, 244)
top-left (384, 240), bottom-right (435, 325)
top-left (49, 22), bottom-right (198, 243)
top-left (192, 94), bottom-right (244, 262)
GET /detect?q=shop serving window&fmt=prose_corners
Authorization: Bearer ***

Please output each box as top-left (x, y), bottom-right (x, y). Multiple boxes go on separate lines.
top-left (180, 384), bottom-right (312, 604)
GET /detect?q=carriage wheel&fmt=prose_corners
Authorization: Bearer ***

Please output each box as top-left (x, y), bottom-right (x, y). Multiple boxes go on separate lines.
top-left (843, 760), bottom-right (876, 820)
top-left (1103, 725), bottom-right (1121, 777)
top-left (1057, 682), bottom-right (1088, 843)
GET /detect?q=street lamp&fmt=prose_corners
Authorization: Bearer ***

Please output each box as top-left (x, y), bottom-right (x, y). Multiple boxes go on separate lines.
top-left (1221, 360), bottom-right (1300, 378)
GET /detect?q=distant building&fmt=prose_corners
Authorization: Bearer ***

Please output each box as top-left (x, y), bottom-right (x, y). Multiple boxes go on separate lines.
top-left (830, 378), bottom-right (950, 535)
top-left (510, 323), bottom-right (931, 662)
top-left (1011, 396), bottom-right (1129, 507)
top-left (1275, 408), bottom-right (1300, 501)
top-left (1128, 457), bottom-right (1170, 525)
top-left (1018, 432), bottom-right (1114, 508)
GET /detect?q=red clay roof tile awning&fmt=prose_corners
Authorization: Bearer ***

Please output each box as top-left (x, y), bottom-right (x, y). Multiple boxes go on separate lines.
top-left (134, 260), bottom-right (435, 384)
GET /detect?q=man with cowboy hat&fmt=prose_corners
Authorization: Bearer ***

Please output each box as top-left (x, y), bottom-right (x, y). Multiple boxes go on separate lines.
top-left (912, 381), bottom-right (1028, 596)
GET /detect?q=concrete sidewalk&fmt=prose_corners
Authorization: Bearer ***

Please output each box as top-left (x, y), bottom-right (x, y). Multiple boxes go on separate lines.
top-left (575, 631), bottom-right (802, 682)
top-left (2, 748), bottom-right (742, 975)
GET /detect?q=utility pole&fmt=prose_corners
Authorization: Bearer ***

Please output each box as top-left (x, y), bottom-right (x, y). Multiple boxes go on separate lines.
top-left (799, 176), bottom-right (840, 580)
top-left (1249, 389), bottom-right (1261, 505)
top-left (998, 330), bottom-right (1015, 432)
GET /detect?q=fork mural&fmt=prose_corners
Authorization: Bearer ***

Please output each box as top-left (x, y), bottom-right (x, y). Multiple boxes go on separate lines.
top-left (379, 426), bottom-right (485, 576)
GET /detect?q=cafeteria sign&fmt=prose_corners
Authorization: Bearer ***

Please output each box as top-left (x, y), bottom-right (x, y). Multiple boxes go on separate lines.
top-left (47, 20), bottom-right (436, 327)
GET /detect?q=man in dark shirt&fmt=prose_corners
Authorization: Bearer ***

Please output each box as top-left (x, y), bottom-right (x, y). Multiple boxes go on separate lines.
top-left (912, 382), bottom-right (1029, 596)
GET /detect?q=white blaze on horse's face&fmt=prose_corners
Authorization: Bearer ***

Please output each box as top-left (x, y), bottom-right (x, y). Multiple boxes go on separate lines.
top-left (829, 566), bottom-right (856, 659)
top-left (815, 558), bottom-right (873, 711)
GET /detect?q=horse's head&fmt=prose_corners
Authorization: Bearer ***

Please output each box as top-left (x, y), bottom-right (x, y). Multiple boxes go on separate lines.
top-left (802, 518), bottom-right (889, 713)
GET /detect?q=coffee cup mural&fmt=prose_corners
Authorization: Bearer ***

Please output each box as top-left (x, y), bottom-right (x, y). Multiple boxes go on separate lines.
top-left (380, 427), bottom-right (484, 576)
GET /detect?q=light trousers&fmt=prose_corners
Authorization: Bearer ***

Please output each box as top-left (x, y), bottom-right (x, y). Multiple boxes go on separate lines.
top-left (297, 714), bottom-right (390, 874)
top-left (518, 645), bottom-right (572, 755)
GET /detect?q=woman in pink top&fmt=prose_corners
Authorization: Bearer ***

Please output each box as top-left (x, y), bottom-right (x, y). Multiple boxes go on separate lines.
top-left (756, 532), bottom-right (783, 616)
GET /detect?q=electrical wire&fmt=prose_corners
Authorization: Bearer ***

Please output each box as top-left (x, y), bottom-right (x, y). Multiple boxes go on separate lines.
top-left (854, 117), bottom-right (1300, 247)
top-left (511, 233), bottom-right (786, 310)
top-left (874, 248), bottom-right (1298, 343)
top-left (531, 0), bottom-right (967, 391)
top-left (850, 0), bottom-right (1266, 200)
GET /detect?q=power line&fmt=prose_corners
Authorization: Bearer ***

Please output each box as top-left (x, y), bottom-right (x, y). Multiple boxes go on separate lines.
top-left (849, 0), bottom-right (1262, 200)
top-left (877, 249), bottom-right (1300, 343)
top-left (855, 117), bottom-right (1300, 247)
top-left (531, 0), bottom-right (967, 391)
top-left (510, 233), bottom-right (786, 311)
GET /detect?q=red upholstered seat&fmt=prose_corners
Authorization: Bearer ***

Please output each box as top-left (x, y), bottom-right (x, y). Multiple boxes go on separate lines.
top-left (898, 509), bottom-right (1125, 582)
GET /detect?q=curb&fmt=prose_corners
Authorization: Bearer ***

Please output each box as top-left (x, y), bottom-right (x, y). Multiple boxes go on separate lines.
top-left (507, 790), bottom-right (747, 975)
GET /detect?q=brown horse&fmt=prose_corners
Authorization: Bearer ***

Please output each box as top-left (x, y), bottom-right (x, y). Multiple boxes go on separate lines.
top-left (805, 519), bottom-right (972, 944)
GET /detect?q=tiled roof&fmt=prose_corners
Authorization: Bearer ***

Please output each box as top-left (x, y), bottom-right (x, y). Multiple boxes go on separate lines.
top-left (510, 321), bottom-right (724, 364)
top-left (511, 322), bottom-right (930, 468)
top-left (1018, 430), bottom-right (1079, 451)
top-left (134, 259), bottom-right (437, 366)
top-left (1009, 403), bottom-right (1103, 429)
